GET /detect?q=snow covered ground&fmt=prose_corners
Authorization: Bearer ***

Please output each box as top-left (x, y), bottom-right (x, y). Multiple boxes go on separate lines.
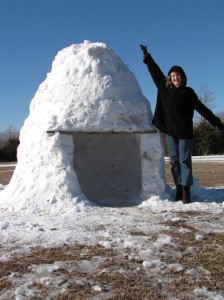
top-left (0, 156), bottom-right (223, 299)
top-left (165, 155), bottom-right (224, 163)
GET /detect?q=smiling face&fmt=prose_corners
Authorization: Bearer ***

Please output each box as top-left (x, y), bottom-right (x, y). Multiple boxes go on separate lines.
top-left (170, 72), bottom-right (182, 87)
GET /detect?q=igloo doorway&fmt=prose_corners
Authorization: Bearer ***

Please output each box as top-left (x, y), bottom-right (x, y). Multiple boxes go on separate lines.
top-left (73, 133), bottom-right (141, 205)
top-left (47, 130), bottom-right (157, 206)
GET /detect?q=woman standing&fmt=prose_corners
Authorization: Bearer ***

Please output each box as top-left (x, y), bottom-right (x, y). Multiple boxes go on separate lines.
top-left (140, 45), bottom-right (224, 204)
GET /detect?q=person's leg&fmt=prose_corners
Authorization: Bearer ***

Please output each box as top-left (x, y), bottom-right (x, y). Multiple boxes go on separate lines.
top-left (179, 139), bottom-right (194, 203)
top-left (166, 135), bottom-right (182, 200)
top-left (166, 135), bottom-right (181, 185)
top-left (179, 139), bottom-right (193, 186)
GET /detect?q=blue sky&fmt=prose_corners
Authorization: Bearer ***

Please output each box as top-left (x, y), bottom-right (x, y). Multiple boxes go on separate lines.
top-left (1, 0), bottom-right (224, 132)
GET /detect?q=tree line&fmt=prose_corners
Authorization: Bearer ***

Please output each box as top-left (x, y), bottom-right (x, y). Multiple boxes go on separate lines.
top-left (0, 126), bottom-right (20, 162)
top-left (192, 85), bottom-right (224, 155)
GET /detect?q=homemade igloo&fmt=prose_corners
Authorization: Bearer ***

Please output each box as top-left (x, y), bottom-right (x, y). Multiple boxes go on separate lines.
top-left (0, 41), bottom-right (167, 212)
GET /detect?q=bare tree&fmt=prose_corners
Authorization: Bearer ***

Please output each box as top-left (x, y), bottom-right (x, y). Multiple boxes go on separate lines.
top-left (194, 85), bottom-right (215, 125)
top-left (198, 85), bottom-right (215, 108)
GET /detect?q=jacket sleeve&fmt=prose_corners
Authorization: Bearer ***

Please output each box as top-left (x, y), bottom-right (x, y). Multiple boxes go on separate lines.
top-left (143, 53), bottom-right (166, 88)
top-left (193, 91), bottom-right (222, 128)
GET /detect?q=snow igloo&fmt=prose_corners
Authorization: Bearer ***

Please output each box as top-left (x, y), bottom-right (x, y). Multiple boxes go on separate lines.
top-left (0, 41), bottom-right (167, 212)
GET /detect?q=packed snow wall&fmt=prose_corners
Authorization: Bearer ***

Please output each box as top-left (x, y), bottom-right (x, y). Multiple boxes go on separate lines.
top-left (0, 41), bottom-right (167, 212)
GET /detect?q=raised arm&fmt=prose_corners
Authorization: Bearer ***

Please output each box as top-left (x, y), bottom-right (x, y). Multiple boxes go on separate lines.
top-left (140, 45), bottom-right (166, 88)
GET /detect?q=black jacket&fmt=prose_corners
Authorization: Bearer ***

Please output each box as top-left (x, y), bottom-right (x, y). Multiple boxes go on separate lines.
top-left (143, 53), bottom-right (222, 139)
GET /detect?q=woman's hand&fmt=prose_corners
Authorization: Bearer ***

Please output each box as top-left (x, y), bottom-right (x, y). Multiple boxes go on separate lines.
top-left (140, 45), bottom-right (148, 55)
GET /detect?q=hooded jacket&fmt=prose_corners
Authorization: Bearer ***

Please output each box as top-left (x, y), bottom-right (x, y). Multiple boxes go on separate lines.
top-left (143, 53), bottom-right (222, 139)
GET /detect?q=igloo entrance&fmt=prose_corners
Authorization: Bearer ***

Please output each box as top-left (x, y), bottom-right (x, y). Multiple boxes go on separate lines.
top-left (72, 132), bottom-right (142, 205)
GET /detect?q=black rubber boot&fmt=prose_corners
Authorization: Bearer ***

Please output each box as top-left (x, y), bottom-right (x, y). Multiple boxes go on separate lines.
top-left (175, 185), bottom-right (183, 201)
top-left (182, 186), bottom-right (191, 204)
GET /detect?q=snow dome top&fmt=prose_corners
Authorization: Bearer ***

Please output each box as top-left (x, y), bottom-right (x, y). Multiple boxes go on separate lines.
top-left (30, 41), bottom-right (153, 132)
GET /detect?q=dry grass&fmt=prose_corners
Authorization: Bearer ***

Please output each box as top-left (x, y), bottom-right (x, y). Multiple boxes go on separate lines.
top-left (157, 217), bottom-right (224, 295)
top-left (1, 161), bottom-right (224, 187)
top-left (0, 162), bottom-right (15, 185)
top-left (165, 161), bottom-right (224, 187)
top-left (0, 224), bottom-right (224, 299)
top-left (0, 243), bottom-right (163, 299)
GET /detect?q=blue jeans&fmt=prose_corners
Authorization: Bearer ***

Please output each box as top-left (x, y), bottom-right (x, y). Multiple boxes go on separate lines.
top-left (166, 135), bottom-right (193, 186)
